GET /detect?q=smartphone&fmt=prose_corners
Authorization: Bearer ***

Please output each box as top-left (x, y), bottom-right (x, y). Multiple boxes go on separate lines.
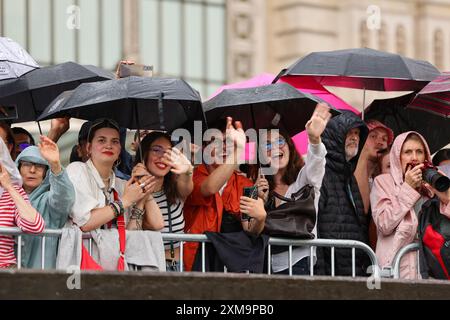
top-left (118, 63), bottom-right (153, 78)
top-left (242, 186), bottom-right (258, 221)
top-left (0, 105), bottom-right (18, 121)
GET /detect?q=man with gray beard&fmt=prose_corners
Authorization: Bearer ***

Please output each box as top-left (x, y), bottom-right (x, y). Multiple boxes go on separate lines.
top-left (315, 111), bottom-right (371, 276)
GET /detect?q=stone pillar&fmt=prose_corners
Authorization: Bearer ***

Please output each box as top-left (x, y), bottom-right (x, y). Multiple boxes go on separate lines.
top-left (122, 0), bottom-right (140, 62)
top-left (227, 0), bottom-right (267, 83)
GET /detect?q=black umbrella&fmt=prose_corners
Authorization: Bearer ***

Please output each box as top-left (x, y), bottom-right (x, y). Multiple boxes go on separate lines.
top-left (38, 76), bottom-right (206, 134)
top-left (278, 48), bottom-right (440, 117)
top-left (203, 82), bottom-right (339, 136)
top-left (282, 48), bottom-right (440, 91)
top-left (365, 92), bottom-right (450, 154)
top-left (0, 62), bottom-right (114, 127)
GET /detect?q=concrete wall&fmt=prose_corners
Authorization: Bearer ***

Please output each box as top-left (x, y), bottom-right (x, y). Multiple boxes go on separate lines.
top-left (2, 270), bottom-right (450, 299)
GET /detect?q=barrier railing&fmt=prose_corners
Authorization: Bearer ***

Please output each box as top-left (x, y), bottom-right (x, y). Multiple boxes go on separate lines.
top-left (0, 227), bottom-right (379, 278)
top-left (391, 242), bottom-right (420, 279)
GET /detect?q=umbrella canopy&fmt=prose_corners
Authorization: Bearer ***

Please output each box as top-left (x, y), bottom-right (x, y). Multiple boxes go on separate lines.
top-left (207, 73), bottom-right (276, 99)
top-left (365, 92), bottom-right (450, 153)
top-left (407, 72), bottom-right (450, 118)
top-left (38, 76), bottom-right (205, 134)
top-left (203, 82), bottom-right (339, 136)
top-left (0, 37), bottom-right (39, 80)
top-left (0, 62), bottom-right (114, 123)
top-left (283, 48), bottom-right (440, 91)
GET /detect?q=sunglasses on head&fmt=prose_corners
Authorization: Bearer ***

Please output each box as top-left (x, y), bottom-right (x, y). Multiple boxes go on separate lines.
top-left (265, 137), bottom-right (286, 152)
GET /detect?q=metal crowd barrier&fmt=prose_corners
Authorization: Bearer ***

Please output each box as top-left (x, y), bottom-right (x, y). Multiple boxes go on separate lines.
top-left (391, 242), bottom-right (420, 279)
top-left (0, 227), bottom-right (379, 278)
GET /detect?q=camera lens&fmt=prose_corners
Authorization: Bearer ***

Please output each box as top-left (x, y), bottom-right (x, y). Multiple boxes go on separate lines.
top-left (423, 168), bottom-right (450, 192)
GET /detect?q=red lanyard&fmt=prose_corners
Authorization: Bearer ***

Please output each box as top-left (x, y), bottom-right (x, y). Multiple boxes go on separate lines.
top-left (112, 189), bottom-right (126, 271)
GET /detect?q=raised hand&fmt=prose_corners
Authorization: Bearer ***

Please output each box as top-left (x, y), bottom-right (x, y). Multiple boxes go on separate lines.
top-left (161, 147), bottom-right (193, 175)
top-left (0, 163), bottom-right (12, 190)
top-left (48, 117), bottom-right (70, 142)
top-left (38, 135), bottom-right (61, 173)
top-left (224, 117), bottom-right (246, 164)
top-left (305, 103), bottom-right (332, 144)
top-left (115, 60), bottom-right (135, 79)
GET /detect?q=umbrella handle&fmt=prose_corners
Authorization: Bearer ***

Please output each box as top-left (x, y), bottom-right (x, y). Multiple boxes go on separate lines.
top-left (158, 91), bottom-right (165, 131)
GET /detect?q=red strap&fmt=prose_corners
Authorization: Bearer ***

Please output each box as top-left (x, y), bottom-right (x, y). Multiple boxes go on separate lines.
top-left (113, 189), bottom-right (126, 271)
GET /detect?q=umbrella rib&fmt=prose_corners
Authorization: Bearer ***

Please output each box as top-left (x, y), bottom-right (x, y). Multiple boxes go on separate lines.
top-left (416, 95), bottom-right (450, 107)
top-left (407, 105), bottom-right (450, 118)
top-left (398, 57), bottom-right (415, 81)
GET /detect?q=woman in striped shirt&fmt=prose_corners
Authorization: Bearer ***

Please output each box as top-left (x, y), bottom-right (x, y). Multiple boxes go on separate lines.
top-left (0, 138), bottom-right (45, 268)
top-left (133, 131), bottom-right (193, 271)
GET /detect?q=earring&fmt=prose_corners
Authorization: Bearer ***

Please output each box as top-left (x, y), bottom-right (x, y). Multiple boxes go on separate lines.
top-left (114, 157), bottom-right (122, 169)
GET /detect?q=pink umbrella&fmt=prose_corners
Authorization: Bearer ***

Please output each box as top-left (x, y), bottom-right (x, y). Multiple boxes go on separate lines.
top-left (207, 73), bottom-right (359, 157)
top-left (207, 73), bottom-right (277, 100)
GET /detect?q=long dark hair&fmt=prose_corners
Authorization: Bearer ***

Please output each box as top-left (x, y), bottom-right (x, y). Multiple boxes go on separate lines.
top-left (256, 127), bottom-right (305, 191)
top-left (135, 131), bottom-right (180, 206)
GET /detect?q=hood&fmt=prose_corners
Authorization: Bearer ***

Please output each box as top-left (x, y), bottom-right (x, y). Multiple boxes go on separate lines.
top-left (389, 131), bottom-right (432, 186)
top-left (16, 146), bottom-right (49, 167)
top-left (322, 110), bottom-right (368, 173)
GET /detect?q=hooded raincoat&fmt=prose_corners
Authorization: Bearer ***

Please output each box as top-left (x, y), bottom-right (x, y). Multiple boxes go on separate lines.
top-left (316, 111), bottom-right (370, 276)
top-left (370, 131), bottom-right (450, 279)
top-left (16, 146), bottom-right (75, 269)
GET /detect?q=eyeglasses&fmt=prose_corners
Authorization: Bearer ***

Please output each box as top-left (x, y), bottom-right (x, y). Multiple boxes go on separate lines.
top-left (150, 145), bottom-right (170, 157)
top-left (265, 137), bottom-right (286, 152)
top-left (87, 118), bottom-right (120, 141)
top-left (20, 161), bottom-right (47, 171)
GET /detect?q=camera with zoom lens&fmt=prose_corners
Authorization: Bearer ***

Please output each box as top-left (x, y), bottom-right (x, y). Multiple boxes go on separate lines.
top-left (406, 160), bottom-right (450, 192)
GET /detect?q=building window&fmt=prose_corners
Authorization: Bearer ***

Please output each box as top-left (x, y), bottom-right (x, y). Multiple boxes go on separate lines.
top-left (396, 25), bottom-right (406, 55)
top-left (1, 0), bottom-right (122, 69)
top-left (434, 29), bottom-right (444, 70)
top-left (139, 0), bottom-right (227, 100)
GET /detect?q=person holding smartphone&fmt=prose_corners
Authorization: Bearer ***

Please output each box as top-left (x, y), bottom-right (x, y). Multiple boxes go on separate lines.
top-left (182, 117), bottom-right (267, 271)
top-left (255, 103), bottom-right (331, 275)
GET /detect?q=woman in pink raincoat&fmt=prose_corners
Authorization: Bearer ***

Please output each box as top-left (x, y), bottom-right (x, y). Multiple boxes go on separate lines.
top-left (370, 131), bottom-right (450, 279)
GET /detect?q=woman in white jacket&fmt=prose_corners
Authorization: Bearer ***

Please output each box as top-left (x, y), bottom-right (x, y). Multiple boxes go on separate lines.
top-left (255, 103), bottom-right (331, 274)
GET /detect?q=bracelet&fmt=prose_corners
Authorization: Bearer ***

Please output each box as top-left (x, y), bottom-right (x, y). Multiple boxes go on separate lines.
top-left (109, 200), bottom-right (124, 218)
top-left (109, 202), bottom-right (120, 218)
top-left (116, 200), bottom-right (124, 216)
